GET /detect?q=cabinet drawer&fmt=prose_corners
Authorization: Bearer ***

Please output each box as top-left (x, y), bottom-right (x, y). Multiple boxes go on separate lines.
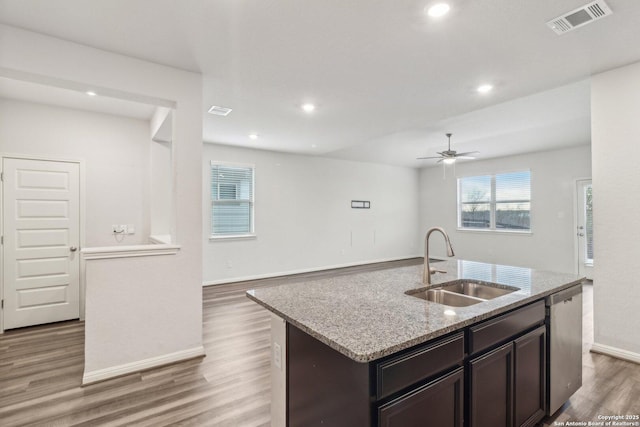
top-left (376, 332), bottom-right (464, 400)
top-left (469, 300), bottom-right (545, 356)
top-left (378, 367), bottom-right (464, 427)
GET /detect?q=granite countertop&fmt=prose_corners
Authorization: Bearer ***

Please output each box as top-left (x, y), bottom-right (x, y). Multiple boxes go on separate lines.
top-left (246, 259), bottom-right (584, 363)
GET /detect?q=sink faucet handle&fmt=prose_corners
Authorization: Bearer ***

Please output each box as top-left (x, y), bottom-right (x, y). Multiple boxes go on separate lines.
top-left (430, 268), bottom-right (447, 275)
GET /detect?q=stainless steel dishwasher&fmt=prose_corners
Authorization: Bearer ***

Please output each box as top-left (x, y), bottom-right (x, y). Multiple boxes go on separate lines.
top-left (546, 283), bottom-right (583, 415)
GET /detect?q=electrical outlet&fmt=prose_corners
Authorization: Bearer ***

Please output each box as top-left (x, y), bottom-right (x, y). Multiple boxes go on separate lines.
top-left (126, 224), bottom-right (135, 234)
top-left (273, 342), bottom-right (282, 369)
top-left (112, 224), bottom-right (125, 234)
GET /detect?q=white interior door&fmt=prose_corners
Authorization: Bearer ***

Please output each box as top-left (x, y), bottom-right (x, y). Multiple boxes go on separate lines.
top-left (2, 157), bottom-right (80, 330)
top-left (576, 180), bottom-right (593, 280)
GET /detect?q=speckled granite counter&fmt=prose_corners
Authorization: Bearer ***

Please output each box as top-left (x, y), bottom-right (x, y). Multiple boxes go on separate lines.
top-left (246, 259), bottom-right (583, 362)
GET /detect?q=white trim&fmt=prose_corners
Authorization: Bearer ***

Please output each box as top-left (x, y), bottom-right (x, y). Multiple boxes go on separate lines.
top-left (81, 244), bottom-right (181, 260)
top-left (148, 234), bottom-right (172, 244)
top-left (82, 346), bottom-right (205, 385)
top-left (590, 342), bottom-right (640, 365)
top-left (456, 228), bottom-right (532, 236)
top-left (79, 160), bottom-right (87, 321)
top-left (202, 255), bottom-right (422, 286)
top-left (210, 160), bottom-right (256, 168)
top-left (209, 233), bottom-right (257, 241)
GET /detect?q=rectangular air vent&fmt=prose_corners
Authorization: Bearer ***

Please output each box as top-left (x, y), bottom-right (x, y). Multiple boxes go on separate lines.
top-left (547, 0), bottom-right (612, 35)
top-left (208, 105), bottom-right (233, 116)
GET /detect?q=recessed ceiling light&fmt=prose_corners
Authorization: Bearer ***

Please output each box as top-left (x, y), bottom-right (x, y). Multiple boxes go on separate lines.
top-left (302, 103), bottom-right (316, 113)
top-left (86, 91), bottom-right (97, 97)
top-left (248, 133), bottom-right (259, 140)
top-left (477, 84), bottom-right (494, 94)
top-left (208, 105), bottom-right (233, 116)
top-left (426, 3), bottom-right (450, 18)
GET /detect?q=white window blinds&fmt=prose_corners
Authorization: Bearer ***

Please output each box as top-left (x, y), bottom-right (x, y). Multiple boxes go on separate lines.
top-left (495, 171), bottom-right (530, 230)
top-left (458, 171), bottom-right (531, 232)
top-left (210, 163), bottom-right (254, 236)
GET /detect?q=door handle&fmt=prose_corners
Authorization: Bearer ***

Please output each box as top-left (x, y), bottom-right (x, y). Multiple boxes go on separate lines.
top-left (577, 233), bottom-right (584, 237)
top-left (70, 246), bottom-right (78, 252)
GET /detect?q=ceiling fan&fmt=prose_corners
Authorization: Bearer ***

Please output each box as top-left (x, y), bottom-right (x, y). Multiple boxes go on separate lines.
top-left (417, 133), bottom-right (479, 164)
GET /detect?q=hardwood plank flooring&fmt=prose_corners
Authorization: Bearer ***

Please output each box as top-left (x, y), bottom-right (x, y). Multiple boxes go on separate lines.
top-left (1, 260), bottom-right (638, 426)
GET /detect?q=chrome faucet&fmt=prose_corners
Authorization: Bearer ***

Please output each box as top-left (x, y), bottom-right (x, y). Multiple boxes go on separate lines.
top-left (423, 227), bottom-right (455, 284)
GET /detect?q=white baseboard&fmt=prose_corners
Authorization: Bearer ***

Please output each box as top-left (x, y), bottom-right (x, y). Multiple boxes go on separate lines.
top-left (590, 342), bottom-right (640, 364)
top-left (82, 345), bottom-right (206, 385)
top-left (202, 255), bottom-right (422, 286)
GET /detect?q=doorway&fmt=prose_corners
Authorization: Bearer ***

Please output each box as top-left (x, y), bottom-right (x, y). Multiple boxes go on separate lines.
top-left (576, 179), bottom-right (593, 280)
top-left (1, 157), bottom-right (81, 330)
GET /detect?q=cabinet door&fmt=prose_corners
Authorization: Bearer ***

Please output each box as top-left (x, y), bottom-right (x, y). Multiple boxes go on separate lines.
top-left (514, 326), bottom-right (546, 427)
top-left (469, 342), bottom-right (514, 427)
top-left (378, 367), bottom-right (464, 427)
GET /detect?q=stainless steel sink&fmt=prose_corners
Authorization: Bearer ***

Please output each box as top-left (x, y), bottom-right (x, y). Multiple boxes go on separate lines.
top-left (440, 281), bottom-right (518, 299)
top-left (417, 289), bottom-right (485, 307)
top-left (406, 280), bottom-right (520, 307)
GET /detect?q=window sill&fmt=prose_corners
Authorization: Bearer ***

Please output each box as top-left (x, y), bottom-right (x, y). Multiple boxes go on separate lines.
top-left (209, 234), bottom-right (257, 241)
top-left (456, 228), bottom-right (532, 236)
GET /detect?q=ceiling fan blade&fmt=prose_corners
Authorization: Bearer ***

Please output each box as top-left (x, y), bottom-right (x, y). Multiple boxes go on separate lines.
top-left (455, 151), bottom-right (480, 157)
top-left (456, 156), bottom-right (476, 160)
top-left (416, 156), bottom-right (444, 160)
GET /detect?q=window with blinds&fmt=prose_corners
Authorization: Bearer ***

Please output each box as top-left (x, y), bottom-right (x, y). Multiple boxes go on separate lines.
top-left (458, 171), bottom-right (531, 232)
top-left (210, 162), bottom-right (254, 237)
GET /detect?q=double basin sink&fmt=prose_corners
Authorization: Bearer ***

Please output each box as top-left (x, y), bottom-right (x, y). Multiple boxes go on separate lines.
top-left (406, 280), bottom-right (520, 307)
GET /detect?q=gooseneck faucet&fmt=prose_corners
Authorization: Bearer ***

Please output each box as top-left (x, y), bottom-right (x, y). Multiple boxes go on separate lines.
top-left (423, 227), bottom-right (455, 284)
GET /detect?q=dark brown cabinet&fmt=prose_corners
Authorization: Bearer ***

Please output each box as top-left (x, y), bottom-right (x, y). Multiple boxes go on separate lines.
top-left (287, 325), bottom-right (465, 427)
top-left (286, 300), bottom-right (547, 427)
top-left (468, 324), bottom-right (546, 427)
top-left (514, 326), bottom-right (546, 427)
top-left (469, 342), bottom-right (514, 427)
top-left (379, 367), bottom-right (464, 427)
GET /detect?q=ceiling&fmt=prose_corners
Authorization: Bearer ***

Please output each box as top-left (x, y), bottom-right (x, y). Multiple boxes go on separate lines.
top-left (0, 77), bottom-right (156, 120)
top-left (1, 0), bottom-right (639, 168)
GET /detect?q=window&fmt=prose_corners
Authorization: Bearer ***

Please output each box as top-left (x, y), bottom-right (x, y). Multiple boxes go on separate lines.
top-left (210, 162), bottom-right (254, 237)
top-left (458, 171), bottom-right (531, 232)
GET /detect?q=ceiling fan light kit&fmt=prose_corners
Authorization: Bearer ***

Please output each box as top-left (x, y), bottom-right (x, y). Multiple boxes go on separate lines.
top-left (417, 133), bottom-right (479, 164)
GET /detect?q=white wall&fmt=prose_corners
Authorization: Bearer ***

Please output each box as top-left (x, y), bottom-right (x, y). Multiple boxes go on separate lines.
top-left (418, 145), bottom-right (592, 274)
top-left (203, 143), bottom-right (420, 284)
top-left (0, 98), bottom-right (150, 246)
top-left (150, 139), bottom-right (173, 240)
top-left (591, 60), bottom-right (640, 358)
top-left (0, 24), bottom-right (204, 378)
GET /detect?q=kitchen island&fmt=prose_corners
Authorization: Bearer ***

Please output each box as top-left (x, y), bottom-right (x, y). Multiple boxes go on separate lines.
top-left (246, 259), bottom-right (584, 427)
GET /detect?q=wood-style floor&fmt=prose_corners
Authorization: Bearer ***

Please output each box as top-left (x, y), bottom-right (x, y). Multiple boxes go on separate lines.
top-left (1, 259), bottom-right (638, 426)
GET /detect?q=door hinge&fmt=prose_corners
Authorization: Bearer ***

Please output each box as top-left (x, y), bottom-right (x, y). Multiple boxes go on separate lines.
top-left (0, 172), bottom-right (3, 181)
top-left (1, 300), bottom-right (3, 309)
top-left (1, 235), bottom-right (3, 245)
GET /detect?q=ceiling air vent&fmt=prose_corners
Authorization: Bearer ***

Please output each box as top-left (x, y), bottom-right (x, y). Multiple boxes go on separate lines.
top-left (547, 0), bottom-right (613, 35)
top-left (208, 105), bottom-right (233, 116)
